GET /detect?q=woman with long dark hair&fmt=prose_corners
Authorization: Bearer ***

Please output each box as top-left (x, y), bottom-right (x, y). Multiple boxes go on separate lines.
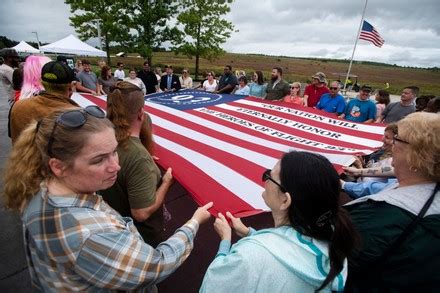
top-left (201, 151), bottom-right (359, 292)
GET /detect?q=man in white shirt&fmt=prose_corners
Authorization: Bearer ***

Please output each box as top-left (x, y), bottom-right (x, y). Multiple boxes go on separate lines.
top-left (114, 62), bottom-right (125, 80)
top-left (0, 48), bottom-right (19, 105)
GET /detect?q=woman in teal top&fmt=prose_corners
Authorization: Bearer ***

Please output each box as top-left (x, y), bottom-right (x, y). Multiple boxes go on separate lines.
top-left (248, 70), bottom-right (267, 98)
top-left (201, 151), bottom-right (359, 292)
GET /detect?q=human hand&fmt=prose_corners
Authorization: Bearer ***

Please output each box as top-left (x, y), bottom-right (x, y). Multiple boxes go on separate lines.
top-left (213, 213), bottom-right (232, 241)
top-left (353, 156), bottom-right (364, 169)
top-left (343, 166), bottom-right (362, 177)
top-left (226, 212), bottom-right (250, 238)
top-left (191, 202), bottom-right (213, 225)
top-left (162, 168), bottom-right (173, 185)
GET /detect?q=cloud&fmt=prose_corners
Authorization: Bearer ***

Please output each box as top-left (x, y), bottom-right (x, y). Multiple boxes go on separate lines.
top-left (1, 0), bottom-right (439, 67)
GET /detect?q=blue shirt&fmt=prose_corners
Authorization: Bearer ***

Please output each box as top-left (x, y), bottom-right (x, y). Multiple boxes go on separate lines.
top-left (248, 83), bottom-right (267, 98)
top-left (344, 98), bottom-right (377, 122)
top-left (316, 93), bottom-right (346, 114)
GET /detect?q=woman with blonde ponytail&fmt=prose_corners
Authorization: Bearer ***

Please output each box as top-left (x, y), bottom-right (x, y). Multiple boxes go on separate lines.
top-left (3, 107), bottom-right (212, 291)
top-left (201, 151), bottom-right (359, 292)
top-left (101, 81), bottom-right (173, 246)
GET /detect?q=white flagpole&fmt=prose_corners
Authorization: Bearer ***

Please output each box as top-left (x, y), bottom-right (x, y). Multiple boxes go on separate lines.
top-left (343, 0), bottom-right (368, 93)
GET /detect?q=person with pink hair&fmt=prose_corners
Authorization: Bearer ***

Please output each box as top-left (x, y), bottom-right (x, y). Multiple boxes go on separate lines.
top-left (19, 55), bottom-right (51, 100)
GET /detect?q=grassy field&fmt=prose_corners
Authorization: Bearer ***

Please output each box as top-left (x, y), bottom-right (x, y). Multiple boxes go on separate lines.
top-left (93, 51), bottom-right (440, 96)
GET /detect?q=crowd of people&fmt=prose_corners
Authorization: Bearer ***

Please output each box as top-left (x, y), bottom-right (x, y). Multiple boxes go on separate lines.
top-left (1, 47), bottom-right (440, 292)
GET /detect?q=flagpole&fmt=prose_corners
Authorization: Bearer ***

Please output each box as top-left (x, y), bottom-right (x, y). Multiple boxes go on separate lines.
top-left (343, 0), bottom-right (368, 93)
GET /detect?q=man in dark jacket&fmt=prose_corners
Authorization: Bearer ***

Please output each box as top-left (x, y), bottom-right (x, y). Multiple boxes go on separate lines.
top-left (159, 65), bottom-right (181, 92)
top-left (137, 61), bottom-right (158, 94)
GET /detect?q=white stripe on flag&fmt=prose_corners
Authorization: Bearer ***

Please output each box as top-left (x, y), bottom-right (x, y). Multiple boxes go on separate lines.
top-left (147, 101), bottom-right (356, 165)
top-left (150, 113), bottom-right (278, 168)
top-left (215, 103), bottom-right (381, 148)
top-left (154, 135), bottom-right (267, 209)
top-left (235, 99), bottom-right (385, 135)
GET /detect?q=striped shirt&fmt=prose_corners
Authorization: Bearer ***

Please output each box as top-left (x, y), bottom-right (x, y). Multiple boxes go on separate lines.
top-left (22, 183), bottom-right (199, 292)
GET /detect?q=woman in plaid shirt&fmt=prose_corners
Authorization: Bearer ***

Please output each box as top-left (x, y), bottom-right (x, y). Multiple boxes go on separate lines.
top-left (3, 107), bottom-right (213, 292)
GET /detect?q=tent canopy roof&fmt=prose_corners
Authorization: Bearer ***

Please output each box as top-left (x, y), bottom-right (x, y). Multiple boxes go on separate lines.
top-left (40, 35), bottom-right (106, 57)
top-left (12, 41), bottom-right (40, 53)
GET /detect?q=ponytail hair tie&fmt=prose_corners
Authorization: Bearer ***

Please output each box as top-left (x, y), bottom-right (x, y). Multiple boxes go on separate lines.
top-left (316, 210), bottom-right (332, 227)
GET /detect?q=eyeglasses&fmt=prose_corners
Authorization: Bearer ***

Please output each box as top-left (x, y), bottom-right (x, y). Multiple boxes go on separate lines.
top-left (291, 86), bottom-right (299, 89)
top-left (330, 87), bottom-right (339, 90)
top-left (262, 169), bottom-right (287, 193)
top-left (47, 106), bottom-right (106, 156)
top-left (393, 134), bottom-right (410, 145)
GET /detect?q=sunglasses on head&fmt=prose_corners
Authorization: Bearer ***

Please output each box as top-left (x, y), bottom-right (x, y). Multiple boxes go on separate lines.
top-left (262, 169), bottom-right (287, 193)
top-left (393, 134), bottom-right (410, 145)
top-left (47, 106), bottom-right (105, 156)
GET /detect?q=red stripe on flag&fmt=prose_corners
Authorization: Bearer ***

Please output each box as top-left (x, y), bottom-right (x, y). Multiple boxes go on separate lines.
top-left (229, 99), bottom-right (384, 141)
top-left (205, 105), bottom-right (376, 153)
top-left (153, 143), bottom-right (264, 217)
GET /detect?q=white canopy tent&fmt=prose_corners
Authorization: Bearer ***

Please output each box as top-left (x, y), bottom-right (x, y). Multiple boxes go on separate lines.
top-left (40, 34), bottom-right (106, 57)
top-left (12, 41), bottom-right (41, 54)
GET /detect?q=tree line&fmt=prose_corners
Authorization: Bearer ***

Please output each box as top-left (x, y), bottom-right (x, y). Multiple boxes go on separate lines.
top-left (65, 0), bottom-right (235, 79)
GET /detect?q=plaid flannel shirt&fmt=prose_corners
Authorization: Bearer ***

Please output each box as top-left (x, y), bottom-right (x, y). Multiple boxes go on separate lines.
top-left (22, 183), bottom-right (199, 292)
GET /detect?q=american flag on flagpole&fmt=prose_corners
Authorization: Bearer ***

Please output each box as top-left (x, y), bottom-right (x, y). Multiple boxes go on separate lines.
top-left (359, 20), bottom-right (385, 47)
top-left (72, 91), bottom-right (385, 217)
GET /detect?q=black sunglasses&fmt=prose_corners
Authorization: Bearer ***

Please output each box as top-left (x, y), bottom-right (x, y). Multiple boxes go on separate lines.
top-left (262, 169), bottom-right (287, 193)
top-left (393, 134), bottom-right (410, 145)
top-left (330, 87), bottom-right (339, 90)
top-left (47, 106), bottom-right (105, 156)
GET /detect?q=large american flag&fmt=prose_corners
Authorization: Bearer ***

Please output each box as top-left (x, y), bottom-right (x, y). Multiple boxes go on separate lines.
top-left (72, 91), bottom-right (384, 217)
top-left (359, 20), bottom-right (385, 47)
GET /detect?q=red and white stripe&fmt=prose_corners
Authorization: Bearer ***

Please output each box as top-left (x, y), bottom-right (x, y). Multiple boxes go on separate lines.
top-left (359, 29), bottom-right (385, 47)
top-left (72, 93), bottom-right (385, 217)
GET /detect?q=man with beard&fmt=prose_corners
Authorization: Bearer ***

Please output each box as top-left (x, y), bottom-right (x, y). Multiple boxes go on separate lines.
top-left (216, 65), bottom-right (238, 94)
top-left (0, 48), bottom-right (20, 105)
top-left (138, 61), bottom-right (158, 94)
top-left (265, 67), bottom-right (290, 100)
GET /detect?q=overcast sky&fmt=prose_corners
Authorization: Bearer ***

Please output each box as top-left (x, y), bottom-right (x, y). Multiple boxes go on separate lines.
top-left (1, 0), bottom-right (439, 68)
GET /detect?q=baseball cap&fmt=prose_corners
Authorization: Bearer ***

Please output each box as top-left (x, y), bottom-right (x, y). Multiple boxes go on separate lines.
top-left (360, 85), bottom-right (372, 92)
top-left (312, 72), bottom-right (327, 83)
top-left (41, 61), bottom-right (75, 84)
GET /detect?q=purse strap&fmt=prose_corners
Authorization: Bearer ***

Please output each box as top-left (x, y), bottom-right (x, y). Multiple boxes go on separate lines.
top-left (373, 182), bottom-right (439, 268)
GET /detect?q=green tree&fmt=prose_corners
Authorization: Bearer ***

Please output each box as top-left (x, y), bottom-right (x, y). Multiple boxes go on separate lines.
top-left (173, 0), bottom-right (235, 80)
top-left (65, 0), bottom-right (130, 65)
top-left (125, 0), bottom-right (180, 65)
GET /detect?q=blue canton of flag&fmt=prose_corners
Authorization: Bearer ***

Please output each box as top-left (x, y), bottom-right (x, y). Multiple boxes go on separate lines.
top-left (359, 20), bottom-right (385, 47)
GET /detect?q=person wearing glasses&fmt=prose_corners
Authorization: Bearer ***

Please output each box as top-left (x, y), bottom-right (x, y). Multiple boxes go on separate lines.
top-left (179, 68), bottom-right (193, 89)
top-left (101, 81), bottom-right (172, 246)
top-left (9, 61), bottom-right (79, 144)
top-left (202, 71), bottom-right (218, 92)
top-left (201, 151), bottom-right (359, 292)
top-left (283, 81), bottom-right (304, 105)
top-left (3, 106), bottom-right (213, 292)
top-left (316, 81), bottom-right (346, 115)
top-left (344, 112), bottom-right (440, 291)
